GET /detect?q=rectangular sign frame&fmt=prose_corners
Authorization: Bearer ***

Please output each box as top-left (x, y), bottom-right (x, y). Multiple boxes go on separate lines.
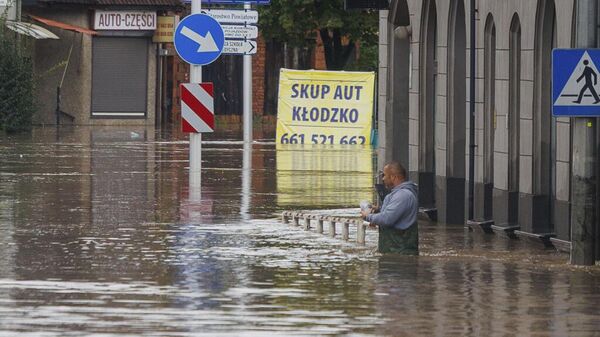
top-left (552, 48), bottom-right (600, 117)
top-left (94, 10), bottom-right (157, 30)
top-left (223, 40), bottom-right (257, 55)
top-left (222, 24), bottom-right (258, 39)
top-left (200, 9), bottom-right (258, 24)
top-left (276, 69), bottom-right (376, 145)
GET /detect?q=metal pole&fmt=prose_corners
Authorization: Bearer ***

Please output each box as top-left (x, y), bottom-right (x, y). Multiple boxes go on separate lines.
top-left (189, 0), bottom-right (202, 197)
top-left (571, 0), bottom-right (597, 265)
top-left (240, 140), bottom-right (252, 221)
top-left (468, 0), bottom-right (476, 220)
top-left (243, 1), bottom-right (253, 143)
top-left (156, 43), bottom-right (163, 128)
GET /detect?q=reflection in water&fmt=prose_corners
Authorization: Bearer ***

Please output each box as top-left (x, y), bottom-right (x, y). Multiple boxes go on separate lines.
top-left (276, 144), bottom-right (374, 208)
top-left (240, 141), bottom-right (252, 221)
top-left (0, 126), bottom-right (599, 336)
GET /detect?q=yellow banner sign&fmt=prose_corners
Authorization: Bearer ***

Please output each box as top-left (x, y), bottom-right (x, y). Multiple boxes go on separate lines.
top-left (152, 16), bottom-right (176, 43)
top-left (276, 69), bottom-right (375, 145)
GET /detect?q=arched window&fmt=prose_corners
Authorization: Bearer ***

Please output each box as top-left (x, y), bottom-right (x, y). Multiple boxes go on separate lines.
top-left (419, 0), bottom-right (437, 174)
top-left (483, 14), bottom-right (496, 187)
top-left (418, 0), bottom-right (437, 208)
top-left (482, 13), bottom-right (496, 220)
top-left (508, 13), bottom-right (521, 224)
top-left (444, 0), bottom-right (467, 225)
top-left (447, 0), bottom-right (467, 179)
top-left (533, 0), bottom-right (556, 230)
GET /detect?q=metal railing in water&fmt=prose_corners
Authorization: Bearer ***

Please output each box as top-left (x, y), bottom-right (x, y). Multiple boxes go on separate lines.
top-left (281, 211), bottom-right (367, 245)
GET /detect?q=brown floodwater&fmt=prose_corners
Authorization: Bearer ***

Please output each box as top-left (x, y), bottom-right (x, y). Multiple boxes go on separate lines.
top-left (0, 126), bottom-right (598, 336)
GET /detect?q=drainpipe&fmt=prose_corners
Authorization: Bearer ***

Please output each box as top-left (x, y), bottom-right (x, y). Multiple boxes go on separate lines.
top-left (468, 0), bottom-right (476, 220)
top-left (571, 0), bottom-right (597, 265)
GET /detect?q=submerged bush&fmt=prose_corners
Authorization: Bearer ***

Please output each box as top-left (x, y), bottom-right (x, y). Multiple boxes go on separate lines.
top-left (0, 14), bottom-right (36, 132)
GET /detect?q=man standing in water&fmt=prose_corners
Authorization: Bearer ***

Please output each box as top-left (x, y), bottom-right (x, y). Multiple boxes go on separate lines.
top-left (360, 161), bottom-right (419, 255)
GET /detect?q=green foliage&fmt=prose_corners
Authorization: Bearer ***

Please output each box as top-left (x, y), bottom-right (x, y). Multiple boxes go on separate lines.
top-left (0, 16), bottom-right (36, 132)
top-left (258, 0), bottom-right (379, 71)
top-left (345, 41), bottom-right (378, 72)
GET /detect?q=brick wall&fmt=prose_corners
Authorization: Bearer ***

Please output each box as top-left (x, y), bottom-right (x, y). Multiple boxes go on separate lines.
top-left (252, 34), bottom-right (266, 115)
top-left (313, 32), bottom-right (327, 70)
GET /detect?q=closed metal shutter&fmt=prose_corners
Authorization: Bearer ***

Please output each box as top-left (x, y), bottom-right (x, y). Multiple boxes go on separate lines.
top-left (92, 37), bottom-right (148, 117)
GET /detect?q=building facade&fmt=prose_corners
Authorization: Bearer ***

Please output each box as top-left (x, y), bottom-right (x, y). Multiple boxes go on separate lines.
top-left (21, 2), bottom-right (185, 126)
top-left (379, 0), bottom-right (576, 245)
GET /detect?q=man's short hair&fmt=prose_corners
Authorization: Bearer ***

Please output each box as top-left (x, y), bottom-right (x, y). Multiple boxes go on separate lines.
top-left (386, 161), bottom-right (406, 179)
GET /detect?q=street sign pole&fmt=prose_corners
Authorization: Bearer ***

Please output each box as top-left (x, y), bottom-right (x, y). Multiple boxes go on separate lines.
top-left (190, 0), bottom-right (203, 195)
top-left (243, 1), bottom-right (253, 144)
top-left (571, 0), bottom-right (597, 265)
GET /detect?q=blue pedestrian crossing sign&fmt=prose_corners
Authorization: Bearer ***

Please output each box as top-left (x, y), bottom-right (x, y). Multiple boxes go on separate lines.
top-left (553, 49), bottom-right (600, 116)
top-left (174, 14), bottom-right (225, 66)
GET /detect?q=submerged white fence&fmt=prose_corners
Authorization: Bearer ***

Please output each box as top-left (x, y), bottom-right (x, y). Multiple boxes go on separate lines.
top-left (281, 211), bottom-right (367, 245)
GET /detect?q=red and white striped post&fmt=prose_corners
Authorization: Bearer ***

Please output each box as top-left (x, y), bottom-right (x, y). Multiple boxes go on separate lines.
top-left (181, 83), bottom-right (215, 133)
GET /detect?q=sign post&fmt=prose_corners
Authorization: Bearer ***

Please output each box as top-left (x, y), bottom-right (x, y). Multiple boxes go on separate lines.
top-left (243, 2), bottom-right (253, 144)
top-left (174, 3), bottom-right (225, 196)
top-left (201, 6), bottom-right (257, 143)
top-left (552, 47), bottom-right (598, 265)
top-left (190, 0), bottom-right (203, 195)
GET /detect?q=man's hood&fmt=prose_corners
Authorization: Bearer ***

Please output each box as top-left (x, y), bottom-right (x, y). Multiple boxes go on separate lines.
top-left (395, 181), bottom-right (418, 196)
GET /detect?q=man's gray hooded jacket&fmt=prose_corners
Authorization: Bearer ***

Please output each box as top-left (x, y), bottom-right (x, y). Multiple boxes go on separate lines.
top-left (365, 181), bottom-right (418, 230)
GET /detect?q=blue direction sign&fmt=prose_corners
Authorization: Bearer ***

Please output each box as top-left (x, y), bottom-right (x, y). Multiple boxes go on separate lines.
top-left (174, 14), bottom-right (225, 65)
top-left (553, 49), bottom-right (600, 116)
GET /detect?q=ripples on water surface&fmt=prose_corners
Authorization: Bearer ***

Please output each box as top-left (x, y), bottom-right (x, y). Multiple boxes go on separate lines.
top-left (0, 126), bottom-right (598, 336)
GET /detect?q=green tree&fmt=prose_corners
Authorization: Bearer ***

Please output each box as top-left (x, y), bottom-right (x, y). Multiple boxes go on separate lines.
top-left (258, 0), bottom-right (379, 71)
top-left (0, 14), bottom-right (36, 132)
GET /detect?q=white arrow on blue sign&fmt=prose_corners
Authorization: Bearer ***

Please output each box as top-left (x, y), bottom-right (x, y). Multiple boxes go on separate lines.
top-left (174, 14), bottom-right (225, 65)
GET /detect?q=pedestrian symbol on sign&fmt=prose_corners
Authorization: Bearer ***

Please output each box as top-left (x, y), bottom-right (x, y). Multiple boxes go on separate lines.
top-left (573, 60), bottom-right (600, 104)
top-left (554, 51), bottom-right (600, 106)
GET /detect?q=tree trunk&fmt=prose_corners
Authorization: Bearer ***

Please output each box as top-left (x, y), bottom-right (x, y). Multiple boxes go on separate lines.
top-left (319, 28), bottom-right (355, 70)
top-left (264, 40), bottom-right (284, 115)
top-left (292, 46), bottom-right (300, 69)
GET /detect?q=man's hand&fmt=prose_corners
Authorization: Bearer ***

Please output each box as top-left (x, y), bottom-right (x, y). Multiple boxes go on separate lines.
top-left (360, 210), bottom-right (378, 228)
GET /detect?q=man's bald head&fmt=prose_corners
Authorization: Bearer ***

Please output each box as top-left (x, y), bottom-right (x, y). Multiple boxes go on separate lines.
top-left (385, 161), bottom-right (407, 179)
top-left (382, 161), bottom-right (407, 188)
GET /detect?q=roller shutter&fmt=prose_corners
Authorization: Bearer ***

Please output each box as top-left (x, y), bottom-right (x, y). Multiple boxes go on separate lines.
top-left (92, 37), bottom-right (148, 117)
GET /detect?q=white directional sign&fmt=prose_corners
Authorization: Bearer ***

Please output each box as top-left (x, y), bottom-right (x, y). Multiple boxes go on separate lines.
top-left (222, 24), bottom-right (258, 39)
top-left (200, 9), bottom-right (259, 24)
top-left (223, 40), bottom-right (257, 55)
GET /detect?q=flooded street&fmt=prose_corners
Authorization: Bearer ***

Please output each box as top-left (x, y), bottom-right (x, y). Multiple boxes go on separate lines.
top-left (0, 126), bottom-right (599, 336)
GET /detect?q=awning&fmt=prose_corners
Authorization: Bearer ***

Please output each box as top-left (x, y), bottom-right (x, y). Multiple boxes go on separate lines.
top-left (5, 21), bottom-right (60, 39)
top-left (29, 15), bottom-right (98, 35)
